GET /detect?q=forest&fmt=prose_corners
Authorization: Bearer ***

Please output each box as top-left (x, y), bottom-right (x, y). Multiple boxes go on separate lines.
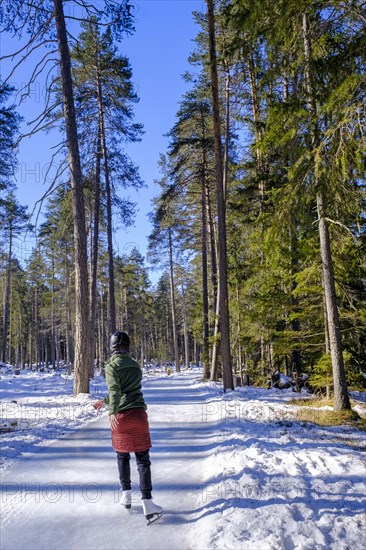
top-left (0, 0), bottom-right (365, 411)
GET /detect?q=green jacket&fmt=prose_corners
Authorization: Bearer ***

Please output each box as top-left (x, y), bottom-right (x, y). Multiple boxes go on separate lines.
top-left (104, 353), bottom-right (146, 415)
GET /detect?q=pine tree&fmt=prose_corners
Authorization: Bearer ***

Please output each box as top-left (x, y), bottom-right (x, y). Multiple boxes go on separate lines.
top-left (0, 192), bottom-right (30, 363)
top-left (167, 90), bottom-right (216, 378)
top-left (0, 0), bottom-right (134, 393)
top-left (206, 0), bottom-right (233, 391)
top-left (71, 20), bottom-right (143, 335)
top-left (148, 162), bottom-right (183, 373)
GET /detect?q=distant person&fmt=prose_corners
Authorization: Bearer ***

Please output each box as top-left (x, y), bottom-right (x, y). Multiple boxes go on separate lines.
top-left (94, 331), bottom-right (163, 524)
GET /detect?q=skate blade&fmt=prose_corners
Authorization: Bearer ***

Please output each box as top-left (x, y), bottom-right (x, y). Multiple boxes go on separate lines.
top-left (146, 512), bottom-right (163, 525)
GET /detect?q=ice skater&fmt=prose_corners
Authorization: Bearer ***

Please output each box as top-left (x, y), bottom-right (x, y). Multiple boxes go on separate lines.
top-left (94, 331), bottom-right (163, 524)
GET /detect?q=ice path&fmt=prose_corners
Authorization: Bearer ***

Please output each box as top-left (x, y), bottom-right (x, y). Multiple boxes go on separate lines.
top-left (1, 371), bottom-right (365, 550)
top-left (1, 374), bottom-right (213, 550)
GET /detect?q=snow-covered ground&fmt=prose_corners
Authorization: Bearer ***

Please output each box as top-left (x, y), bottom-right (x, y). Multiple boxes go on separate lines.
top-left (1, 366), bottom-right (365, 549)
top-left (0, 365), bottom-right (107, 471)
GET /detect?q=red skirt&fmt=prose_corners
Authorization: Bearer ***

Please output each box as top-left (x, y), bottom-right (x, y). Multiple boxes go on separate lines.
top-left (111, 408), bottom-right (151, 453)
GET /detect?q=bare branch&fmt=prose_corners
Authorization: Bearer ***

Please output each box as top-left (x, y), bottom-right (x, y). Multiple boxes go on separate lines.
top-left (43, 70), bottom-right (59, 108)
top-left (2, 25), bottom-right (54, 84)
top-left (66, 28), bottom-right (81, 46)
top-left (19, 116), bottom-right (59, 141)
top-left (43, 152), bottom-right (68, 185)
top-left (29, 143), bottom-right (68, 227)
top-left (31, 176), bottom-right (67, 231)
top-left (324, 217), bottom-right (358, 242)
top-left (0, 35), bottom-right (52, 61)
top-left (27, 97), bottom-right (61, 125)
top-left (18, 53), bottom-right (58, 104)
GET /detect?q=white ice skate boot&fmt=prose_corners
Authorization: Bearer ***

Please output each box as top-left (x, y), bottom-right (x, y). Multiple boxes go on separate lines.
top-left (142, 498), bottom-right (163, 525)
top-left (120, 489), bottom-right (132, 509)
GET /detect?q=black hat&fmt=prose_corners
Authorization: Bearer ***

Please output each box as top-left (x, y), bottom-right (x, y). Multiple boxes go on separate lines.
top-left (110, 331), bottom-right (130, 351)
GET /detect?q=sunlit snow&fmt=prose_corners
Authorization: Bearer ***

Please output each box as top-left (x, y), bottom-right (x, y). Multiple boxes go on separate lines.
top-left (1, 366), bottom-right (365, 549)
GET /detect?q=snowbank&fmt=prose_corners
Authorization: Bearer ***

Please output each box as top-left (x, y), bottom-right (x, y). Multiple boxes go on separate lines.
top-left (0, 368), bottom-right (107, 471)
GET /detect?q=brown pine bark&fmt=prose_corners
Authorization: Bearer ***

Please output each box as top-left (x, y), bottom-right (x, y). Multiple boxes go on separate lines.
top-left (290, 229), bottom-right (302, 373)
top-left (181, 282), bottom-right (190, 370)
top-left (248, 52), bottom-right (265, 206)
top-left (53, 0), bottom-right (90, 394)
top-left (223, 65), bottom-right (231, 201)
top-left (210, 285), bottom-right (220, 381)
top-left (97, 74), bottom-right (116, 334)
top-left (206, 0), bottom-right (233, 390)
top-left (206, 180), bottom-right (219, 379)
top-left (168, 227), bottom-right (180, 373)
top-left (206, 182), bottom-right (218, 311)
top-left (89, 122), bottom-right (102, 377)
top-left (200, 122), bottom-right (210, 379)
top-left (2, 221), bottom-right (12, 363)
top-left (65, 252), bottom-right (73, 375)
top-left (302, 13), bottom-right (350, 410)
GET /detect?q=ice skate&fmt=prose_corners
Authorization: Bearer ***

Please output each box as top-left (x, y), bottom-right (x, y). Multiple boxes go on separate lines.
top-left (120, 489), bottom-right (132, 509)
top-left (142, 498), bottom-right (163, 525)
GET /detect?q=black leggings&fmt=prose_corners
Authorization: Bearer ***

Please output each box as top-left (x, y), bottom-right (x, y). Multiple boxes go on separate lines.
top-left (117, 450), bottom-right (152, 499)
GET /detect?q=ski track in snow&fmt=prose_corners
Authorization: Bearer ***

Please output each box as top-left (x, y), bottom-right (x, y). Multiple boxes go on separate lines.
top-left (1, 369), bottom-right (365, 550)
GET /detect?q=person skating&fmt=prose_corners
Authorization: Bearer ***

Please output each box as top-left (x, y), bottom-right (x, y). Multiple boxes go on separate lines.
top-left (94, 331), bottom-right (163, 524)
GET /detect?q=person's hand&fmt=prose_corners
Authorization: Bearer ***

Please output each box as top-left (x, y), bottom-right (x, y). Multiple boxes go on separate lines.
top-left (93, 399), bottom-right (106, 410)
top-left (110, 414), bottom-right (119, 430)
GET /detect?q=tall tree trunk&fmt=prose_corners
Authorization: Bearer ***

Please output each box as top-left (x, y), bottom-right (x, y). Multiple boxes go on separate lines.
top-left (35, 286), bottom-right (39, 370)
top-left (290, 228), bottom-right (302, 373)
top-left (249, 49), bottom-right (267, 382)
top-left (223, 65), bottom-right (230, 201)
top-left (65, 248), bottom-right (73, 374)
top-left (206, 180), bottom-right (219, 376)
top-left (248, 51), bottom-right (265, 206)
top-left (21, 340), bottom-right (25, 369)
top-left (99, 292), bottom-right (107, 366)
top-left (322, 274), bottom-right (331, 354)
top-left (206, 0), bottom-right (233, 390)
top-left (206, 182), bottom-right (218, 313)
top-left (317, 192), bottom-right (350, 408)
top-left (53, 0), bottom-right (90, 394)
top-left (193, 337), bottom-right (197, 365)
top-left (181, 282), bottom-right (190, 370)
top-left (97, 74), bottom-right (116, 334)
top-left (302, 13), bottom-right (350, 410)
top-left (89, 122), bottom-right (102, 377)
top-left (201, 142), bottom-right (210, 379)
top-left (210, 285), bottom-right (220, 381)
top-left (2, 221), bottom-right (12, 363)
top-left (235, 281), bottom-right (242, 372)
top-left (29, 314), bottom-right (33, 369)
top-left (165, 300), bottom-right (170, 363)
top-left (168, 227), bottom-right (180, 373)
top-left (51, 256), bottom-right (56, 369)
top-left (284, 67), bottom-right (302, 374)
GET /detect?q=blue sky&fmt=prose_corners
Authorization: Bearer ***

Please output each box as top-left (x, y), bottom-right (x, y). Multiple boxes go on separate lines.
top-left (2, 0), bottom-right (204, 281)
